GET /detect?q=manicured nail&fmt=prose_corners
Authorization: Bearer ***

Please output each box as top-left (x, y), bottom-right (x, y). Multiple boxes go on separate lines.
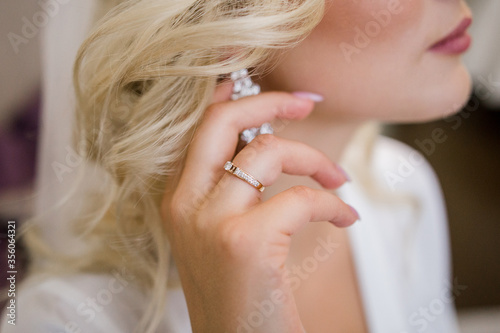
top-left (349, 205), bottom-right (361, 222)
top-left (337, 165), bottom-right (351, 182)
top-left (292, 91), bottom-right (324, 102)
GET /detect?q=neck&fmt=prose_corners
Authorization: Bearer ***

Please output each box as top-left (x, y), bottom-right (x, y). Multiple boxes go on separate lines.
top-left (260, 106), bottom-right (363, 267)
top-left (263, 109), bottom-right (363, 199)
top-left (277, 112), bottom-right (361, 163)
top-left (254, 74), bottom-right (364, 195)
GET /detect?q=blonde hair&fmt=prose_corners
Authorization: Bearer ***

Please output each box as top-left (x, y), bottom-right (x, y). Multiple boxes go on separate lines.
top-left (25, 1), bottom-right (326, 332)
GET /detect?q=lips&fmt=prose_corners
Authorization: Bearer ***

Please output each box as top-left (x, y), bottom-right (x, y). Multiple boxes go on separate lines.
top-left (429, 17), bottom-right (472, 54)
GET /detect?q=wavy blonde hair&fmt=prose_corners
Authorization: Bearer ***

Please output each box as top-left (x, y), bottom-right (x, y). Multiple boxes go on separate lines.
top-left (25, 1), bottom-right (326, 332)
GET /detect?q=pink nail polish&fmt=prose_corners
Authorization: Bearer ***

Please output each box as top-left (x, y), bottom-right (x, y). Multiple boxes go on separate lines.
top-left (349, 205), bottom-right (361, 222)
top-left (337, 165), bottom-right (351, 182)
top-left (292, 91), bottom-right (324, 102)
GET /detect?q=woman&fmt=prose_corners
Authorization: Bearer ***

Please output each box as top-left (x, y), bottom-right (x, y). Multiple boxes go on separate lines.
top-left (2, 0), bottom-right (472, 332)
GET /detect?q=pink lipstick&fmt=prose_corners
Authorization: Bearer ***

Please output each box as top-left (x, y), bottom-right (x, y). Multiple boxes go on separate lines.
top-left (429, 17), bottom-right (472, 55)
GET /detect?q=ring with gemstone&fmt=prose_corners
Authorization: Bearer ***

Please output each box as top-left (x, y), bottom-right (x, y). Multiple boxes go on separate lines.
top-left (224, 161), bottom-right (265, 193)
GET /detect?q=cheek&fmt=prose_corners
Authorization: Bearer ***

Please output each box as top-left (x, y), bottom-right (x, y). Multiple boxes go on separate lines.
top-left (323, 0), bottom-right (425, 61)
top-left (282, 0), bottom-right (428, 113)
top-left (278, 0), bottom-right (427, 83)
top-left (312, 0), bottom-right (465, 121)
top-left (265, 0), bottom-right (426, 83)
top-left (262, 0), bottom-right (469, 122)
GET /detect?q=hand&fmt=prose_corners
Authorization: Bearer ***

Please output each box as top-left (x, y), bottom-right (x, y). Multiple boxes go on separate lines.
top-left (161, 82), bottom-right (358, 332)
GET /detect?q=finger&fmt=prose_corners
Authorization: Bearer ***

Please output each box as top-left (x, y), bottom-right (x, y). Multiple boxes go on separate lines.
top-left (178, 92), bottom-right (316, 198)
top-left (245, 186), bottom-right (359, 236)
top-left (214, 134), bottom-right (349, 210)
top-left (211, 81), bottom-right (234, 104)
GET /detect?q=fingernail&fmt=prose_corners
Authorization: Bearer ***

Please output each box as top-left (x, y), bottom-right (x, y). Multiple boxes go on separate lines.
top-left (337, 165), bottom-right (351, 182)
top-left (292, 91), bottom-right (324, 102)
top-left (349, 205), bottom-right (361, 222)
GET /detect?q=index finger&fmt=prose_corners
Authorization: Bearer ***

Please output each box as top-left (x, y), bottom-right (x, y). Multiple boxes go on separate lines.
top-left (177, 89), bottom-right (316, 199)
top-left (211, 80), bottom-right (233, 104)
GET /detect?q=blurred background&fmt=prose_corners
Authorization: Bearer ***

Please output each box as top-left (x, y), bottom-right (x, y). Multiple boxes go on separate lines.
top-left (0, 0), bottom-right (499, 331)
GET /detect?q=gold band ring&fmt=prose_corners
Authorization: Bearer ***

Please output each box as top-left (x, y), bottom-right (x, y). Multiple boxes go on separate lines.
top-left (224, 161), bottom-right (265, 193)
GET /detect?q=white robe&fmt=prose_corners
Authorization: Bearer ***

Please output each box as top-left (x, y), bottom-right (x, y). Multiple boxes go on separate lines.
top-left (1, 136), bottom-right (460, 333)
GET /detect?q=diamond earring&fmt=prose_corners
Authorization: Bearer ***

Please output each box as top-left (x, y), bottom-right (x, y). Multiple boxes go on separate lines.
top-left (230, 69), bottom-right (274, 144)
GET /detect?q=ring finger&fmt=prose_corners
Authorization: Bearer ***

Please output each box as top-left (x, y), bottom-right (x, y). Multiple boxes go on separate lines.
top-left (213, 134), bottom-right (349, 213)
top-left (175, 90), bottom-right (316, 203)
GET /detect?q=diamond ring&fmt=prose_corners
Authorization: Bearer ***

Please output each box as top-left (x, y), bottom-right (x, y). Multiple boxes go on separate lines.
top-left (224, 161), bottom-right (265, 193)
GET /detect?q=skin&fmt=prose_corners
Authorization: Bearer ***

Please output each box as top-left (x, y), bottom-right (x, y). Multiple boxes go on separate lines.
top-left (256, 1), bottom-right (472, 329)
top-left (260, 0), bottom-right (472, 123)
top-left (161, 0), bottom-right (473, 331)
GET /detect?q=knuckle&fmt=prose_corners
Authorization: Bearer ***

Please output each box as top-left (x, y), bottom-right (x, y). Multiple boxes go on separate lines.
top-left (204, 103), bottom-right (228, 121)
top-left (271, 101), bottom-right (288, 118)
top-left (215, 219), bottom-right (252, 257)
top-left (250, 134), bottom-right (279, 152)
top-left (289, 185), bottom-right (315, 203)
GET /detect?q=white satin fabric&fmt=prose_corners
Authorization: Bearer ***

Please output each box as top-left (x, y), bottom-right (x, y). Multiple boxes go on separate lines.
top-left (2, 136), bottom-right (459, 333)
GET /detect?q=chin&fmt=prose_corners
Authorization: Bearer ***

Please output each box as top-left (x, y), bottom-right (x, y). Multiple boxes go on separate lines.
top-left (395, 62), bottom-right (473, 123)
